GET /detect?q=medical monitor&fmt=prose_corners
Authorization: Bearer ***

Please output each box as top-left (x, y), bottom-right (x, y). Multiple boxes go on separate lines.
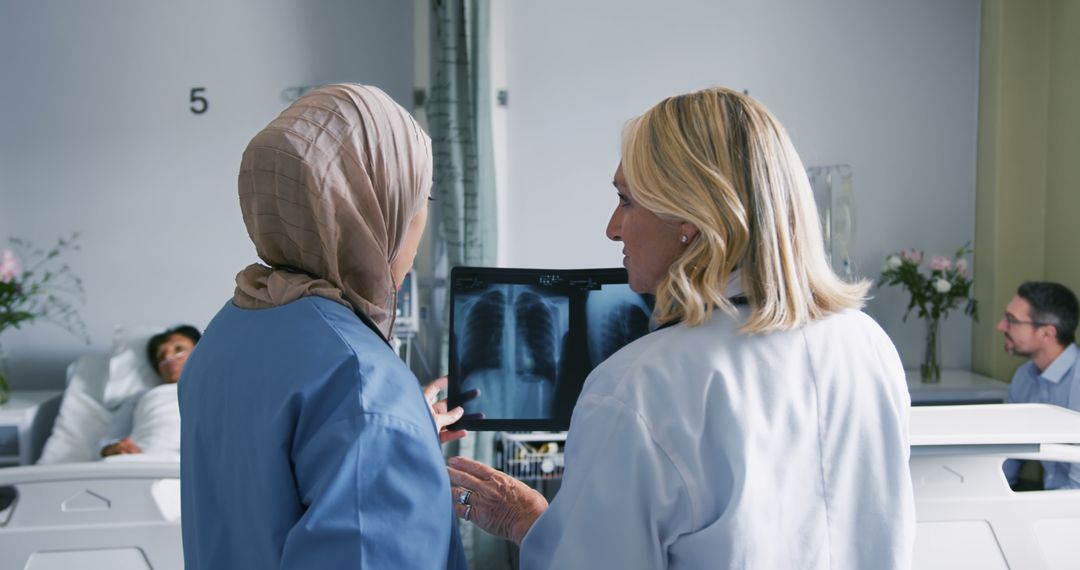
top-left (447, 266), bottom-right (654, 431)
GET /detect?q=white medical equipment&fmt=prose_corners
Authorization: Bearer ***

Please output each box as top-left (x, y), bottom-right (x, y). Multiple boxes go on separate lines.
top-left (0, 461), bottom-right (181, 570)
top-left (910, 403), bottom-right (1080, 569)
top-left (807, 164), bottom-right (856, 280)
top-left (495, 431), bottom-right (566, 482)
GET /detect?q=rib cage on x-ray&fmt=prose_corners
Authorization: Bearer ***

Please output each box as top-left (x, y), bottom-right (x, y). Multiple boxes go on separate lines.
top-left (591, 302), bottom-right (650, 367)
top-left (514, 292), bottom-right (558, 383)
top-left (586, 287), bottom-right (653, 368)
top-left (460, 290), bottom-right (505, 381)
top-left (457, 285), bottom-right (566, 419)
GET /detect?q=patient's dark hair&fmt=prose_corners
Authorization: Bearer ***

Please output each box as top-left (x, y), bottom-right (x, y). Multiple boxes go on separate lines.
top-left (147, 325), bottom-right (202, 366)
top-left (1017, 281), bottom-right (1079, 346)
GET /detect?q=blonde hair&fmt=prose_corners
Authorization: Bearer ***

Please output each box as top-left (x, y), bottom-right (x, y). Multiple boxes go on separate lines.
top-left (621, 87), bottom-right (869, 333)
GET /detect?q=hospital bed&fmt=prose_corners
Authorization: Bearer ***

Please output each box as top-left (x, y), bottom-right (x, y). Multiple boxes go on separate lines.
top-left (0, 461), bottom-right (181, 570)
top-left (1, 346), bottom-right (1079, 569)
top-left (910, 403), bottom-right (1080, 569)
top-left (0, 329), bottom-right (183, 570)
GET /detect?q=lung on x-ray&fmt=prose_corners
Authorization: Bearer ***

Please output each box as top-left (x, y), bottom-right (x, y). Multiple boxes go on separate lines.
top-left (448, 267), bottom-right (653, 431)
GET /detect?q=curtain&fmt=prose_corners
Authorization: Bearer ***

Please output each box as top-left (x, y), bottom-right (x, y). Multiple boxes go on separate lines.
top-left (427, 0), bottom-right (505, 567)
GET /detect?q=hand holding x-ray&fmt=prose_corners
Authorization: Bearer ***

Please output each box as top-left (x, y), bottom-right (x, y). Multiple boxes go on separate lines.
top-left (424, 376), bottom-right (481, 444)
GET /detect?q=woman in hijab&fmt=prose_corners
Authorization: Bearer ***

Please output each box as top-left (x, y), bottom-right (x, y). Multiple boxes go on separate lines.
top-left (179, 84), bottom-right (466, 569)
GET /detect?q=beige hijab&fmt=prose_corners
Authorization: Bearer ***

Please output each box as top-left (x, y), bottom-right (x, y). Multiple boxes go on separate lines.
top-left (234, 84), bottom-right (432, 340)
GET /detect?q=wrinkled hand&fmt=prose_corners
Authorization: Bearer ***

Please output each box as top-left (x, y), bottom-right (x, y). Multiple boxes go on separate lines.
top-left (448, 456), bottom-right (548, 545)
top-left (101, 437), bottom-right (142, 457)
top-left (424, 376), bottom-right (468, 445)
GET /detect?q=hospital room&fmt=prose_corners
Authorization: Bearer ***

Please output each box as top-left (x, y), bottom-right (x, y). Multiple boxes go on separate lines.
top-left (0, 0), bottom-right (1078, 568)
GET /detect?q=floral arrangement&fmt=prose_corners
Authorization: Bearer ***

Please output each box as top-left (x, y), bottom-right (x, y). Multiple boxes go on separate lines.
top-left (0, 233), bottom-right (88, 403)
top-left (877, 244), bottom-right (978, 381)
top-left (878, 245), bottom-right (979, 323)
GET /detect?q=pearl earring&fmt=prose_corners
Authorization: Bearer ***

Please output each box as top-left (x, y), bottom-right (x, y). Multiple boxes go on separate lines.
top-left (680, 235), bottom-right (689, 244)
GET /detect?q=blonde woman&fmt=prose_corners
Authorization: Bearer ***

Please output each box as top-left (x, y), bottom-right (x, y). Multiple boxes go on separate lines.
top-left (448, 87), bottom-right (915, 568)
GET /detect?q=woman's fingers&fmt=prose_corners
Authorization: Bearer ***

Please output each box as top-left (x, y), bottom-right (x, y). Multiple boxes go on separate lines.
top-left (424, 376), bottom-right (471, 444)
top-left (438, 406), bottom-right (464, 426)
top-left (440, 428), bottom-right (468, 445)
top-left (423, 376), bottom-right (448, 404)
top-left (446, 459), bottom-right (549, 544)
top-left (449, 455), bottom-right (500, 480)
top-left (448, 462), bottom-right (488, 489)
top-left (459, 388), bottom-right (480, 404)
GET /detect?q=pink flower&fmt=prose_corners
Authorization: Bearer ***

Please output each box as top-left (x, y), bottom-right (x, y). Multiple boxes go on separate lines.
top-left (0, 249), bottom-right (20, 283)
top-left (901, 249), bottom-right (923, 265)
top-left (956, 258), bottom-right (969, 278)
top-left (929, 256), bottom-right (952, 272)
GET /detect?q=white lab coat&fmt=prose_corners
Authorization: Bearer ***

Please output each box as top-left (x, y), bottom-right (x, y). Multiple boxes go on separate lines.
top-left (521, 305), bottom-right (915, 569)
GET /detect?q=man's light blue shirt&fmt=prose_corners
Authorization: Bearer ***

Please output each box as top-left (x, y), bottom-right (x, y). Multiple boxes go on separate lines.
top-left (179, 297), bottom-right (466, 569)
top-left (1004, 343), bottom-right (1080, 490)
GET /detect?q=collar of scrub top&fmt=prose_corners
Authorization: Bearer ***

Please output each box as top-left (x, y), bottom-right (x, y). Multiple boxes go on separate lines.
top-left (272, 263), bottom-right (393, 347)
top-left (1039, 343), bottom-right (1079, 384)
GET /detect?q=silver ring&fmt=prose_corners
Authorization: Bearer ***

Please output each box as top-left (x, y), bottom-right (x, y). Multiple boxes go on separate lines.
top-left (464, 503), bottom-right (472, 521)
top-left (458, 488), bottom-right (472, 506)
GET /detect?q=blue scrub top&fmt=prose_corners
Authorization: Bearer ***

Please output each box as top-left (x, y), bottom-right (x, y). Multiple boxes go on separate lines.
top-left (179, 297), bottom-right (466, 569)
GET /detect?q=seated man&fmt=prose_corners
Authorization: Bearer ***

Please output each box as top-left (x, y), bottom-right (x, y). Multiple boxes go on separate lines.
top-left (99, 325), bottom-right (201, 458)
top-left (998, 282), bottom-right (1080, 490)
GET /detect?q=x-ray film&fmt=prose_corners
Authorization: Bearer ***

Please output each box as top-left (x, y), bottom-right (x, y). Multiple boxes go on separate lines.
top-left (448, 267), bottom-right (654, 431)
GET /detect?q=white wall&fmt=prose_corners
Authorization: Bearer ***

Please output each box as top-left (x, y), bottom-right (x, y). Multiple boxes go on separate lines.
top-left (0, 0), bottom-right (413, 389)
top-left (500, 0), bottom-right (981, 370)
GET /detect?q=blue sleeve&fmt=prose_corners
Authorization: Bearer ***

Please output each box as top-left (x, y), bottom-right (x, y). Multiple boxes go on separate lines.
top-left (280, 411), bottom-right (461, 569)
top-left (97, 392), bottom-right (141, 454)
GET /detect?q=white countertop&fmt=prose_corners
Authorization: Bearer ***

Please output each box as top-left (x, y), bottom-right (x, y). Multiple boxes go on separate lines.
top-left (906, 369), bottom-right (1009, 405)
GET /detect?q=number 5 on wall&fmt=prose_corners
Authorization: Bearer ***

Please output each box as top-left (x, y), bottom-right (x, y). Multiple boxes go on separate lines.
top-left (190, 87), bottom-right (208, 115)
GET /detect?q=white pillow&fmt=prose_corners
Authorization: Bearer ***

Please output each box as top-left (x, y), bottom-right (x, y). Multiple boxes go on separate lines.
top-left (104, 325), bottom-right (165, 410)
top-left (63, 349), bottom-right (110, 407)
top-left (37, 325), bottom-right (166, 464)
top-left (37, 356), bottom-right (112, 464)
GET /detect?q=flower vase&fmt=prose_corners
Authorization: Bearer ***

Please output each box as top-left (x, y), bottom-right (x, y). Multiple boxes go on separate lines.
top-left (920, 316), bottom-right (942, 383)
top-left (0, 371), bottom-right (9, 405)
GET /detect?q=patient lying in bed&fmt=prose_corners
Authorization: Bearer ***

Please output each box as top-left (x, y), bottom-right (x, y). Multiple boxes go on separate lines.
top-left (98, 383), bottom-right (182, 461)
top-left (98, 325), bottom-right (200, 460)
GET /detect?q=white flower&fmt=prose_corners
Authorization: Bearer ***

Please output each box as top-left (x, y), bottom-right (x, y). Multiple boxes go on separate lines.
top-left (956, 258), bottom-right (969, 277)
top-left (934, 278), bottom-right (952, 294)
top-left (886, 255), bottom-right (902, 270)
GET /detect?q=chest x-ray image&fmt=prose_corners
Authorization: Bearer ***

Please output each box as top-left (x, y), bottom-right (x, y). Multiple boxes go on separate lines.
top-left (448, 267), bottom-right (654, 430)
top-left (455, 284), bottom-right (568, 420)
top-left (585, 285), bottom-right (653, 368)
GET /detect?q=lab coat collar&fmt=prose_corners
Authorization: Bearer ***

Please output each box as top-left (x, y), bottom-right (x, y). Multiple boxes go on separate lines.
top-left (651, 269), bottom-right (745, 332)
